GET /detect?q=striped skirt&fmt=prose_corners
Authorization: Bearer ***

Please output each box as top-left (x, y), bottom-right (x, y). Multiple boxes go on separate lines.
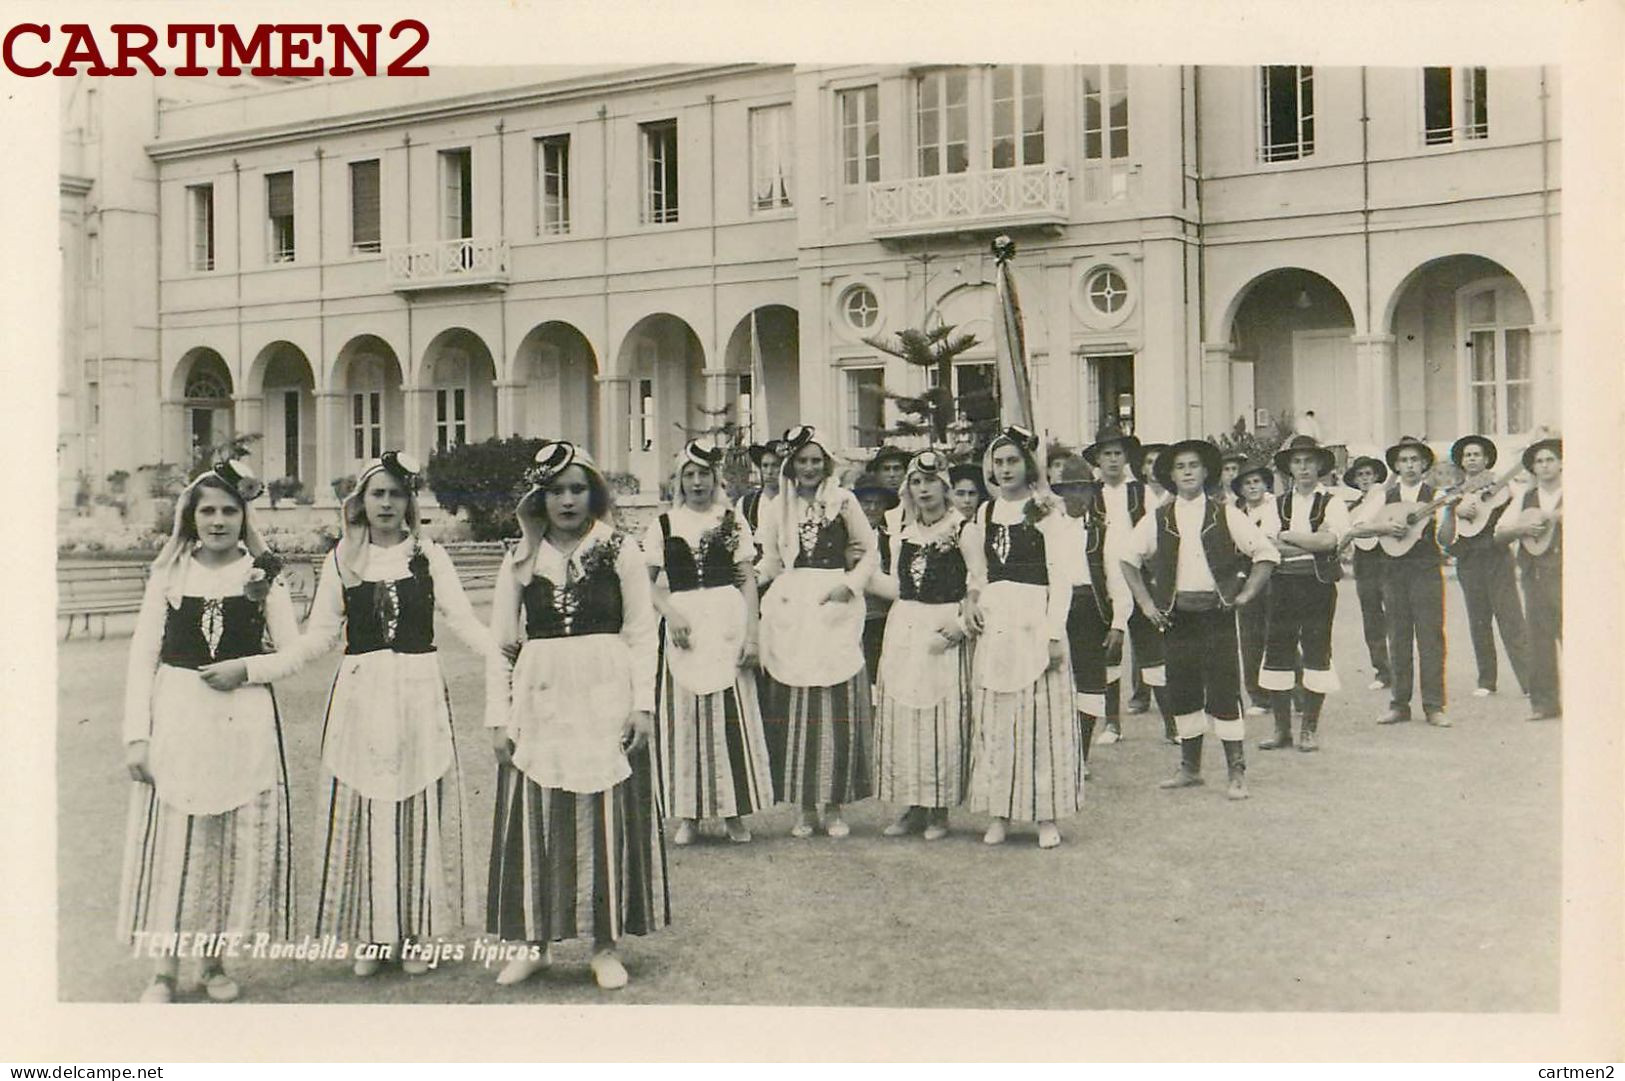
top-left (967, 663), bottom-right (1084, 823)
top-left (313, 771), bottom-right (466, 944)
top-left (761, 670), bottom-right (874, 806)
top-left (873, 649), bottom-right (972, 808)
top-left (655, 657), bottom-right (776, 820)
top-left (486, 750), bottom-right (670, 944)
top-left (117, 783), bottom-right (295, 945)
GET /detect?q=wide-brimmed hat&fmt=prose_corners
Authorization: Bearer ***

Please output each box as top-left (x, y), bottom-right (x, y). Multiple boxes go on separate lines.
top-left (1230, 460), bottom-right (1275, 498)
top-left (1274, 434), bottom-right (1336, 478)
top-left (1082, 424), bottom-right (1143, 468)
top-left (850, 472), bottom-right (901, 511)
top-left (868, 444), bottom-right (911, 473)
top-left (1450, 434), bottom-right (1499, 469)
top-left (1152, 438), bottom-right (1222, 491)
top-left (1384, 436), bottom-right (1436, 471)
top-left (1342, 455), bottom-right (1389, 488)
top-left (1520, 436), bottom-right (1562, 473)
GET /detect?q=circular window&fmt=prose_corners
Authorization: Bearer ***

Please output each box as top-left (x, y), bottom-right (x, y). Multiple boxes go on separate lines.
top-left (1086, 268), bottom-right (1129, 315)
top-left (842, 284), bottom-right (880, 330)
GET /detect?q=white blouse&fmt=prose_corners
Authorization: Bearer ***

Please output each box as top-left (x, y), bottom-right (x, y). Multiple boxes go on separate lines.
top-left (640, 502), bottom-right (756, 572)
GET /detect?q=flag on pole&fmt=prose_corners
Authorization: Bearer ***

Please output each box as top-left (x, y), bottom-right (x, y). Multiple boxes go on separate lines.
top-left (748, 309), bottom-right (766, 443)
top-left (992, 235), bottom-right (1036, 432)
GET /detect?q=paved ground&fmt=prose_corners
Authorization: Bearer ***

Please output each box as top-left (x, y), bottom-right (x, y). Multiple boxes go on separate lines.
top-left (57, 577), bottom-right (1559, 1009)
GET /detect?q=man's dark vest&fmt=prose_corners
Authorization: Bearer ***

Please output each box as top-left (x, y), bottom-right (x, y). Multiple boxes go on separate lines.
top-left (1145, 497), bottom-right (1247, 612)
top-left (1447, 478), bottom-right (1513, 562)
top-left (1089, 479), bottom-right (1146, 526)
top-left (660, 511), bottom-right (739, 593)
top-left (1383, 483), bottom-right (1441, 566)
top-left (983, 501), bottom-right (1049, 587)
top-left (1516, 487), bottom-right (1562, 570)
top-left (1277, 489), bottom-right (1343, 584)
top-left (523, 535), bottom-right (626, 639)
top-left (344, 574), bottom-right (436, 654)
top-left (1073, 509), bottom-right (1114, 622)
top-left (160, 595), bottom-right (267, 668)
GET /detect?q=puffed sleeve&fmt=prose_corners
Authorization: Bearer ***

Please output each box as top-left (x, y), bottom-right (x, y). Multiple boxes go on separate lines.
top-left (960, 513), bottom-right (988, 592)
top-left (241, 551), bottom-right (345, 685)
top-left (1225, 505), bottom-right (1282, 564)
top-left (121, 574), bottom-right (168, 744)
top-left (428, 541), bottom-right (494, 656)
top-left (731, 511), bottom-right (757, 564)
top-left (617, 537), bottom-right (659, 713)
top-left (1118, 513), bottom-right (1159, 570)
top-left (1039, 511), bottom-right (1074, 641)
top-left (1493, 494), bottom-right (1525, 542)
top-left (755, 504), bottom-right (785, 582)
top-left (1097, 529), bottom-right (1133, 633)
top-left (484, 552), bottom-right (523, 729)
top-left (257, 580), bottom-right (302, 673)
top-left (640, 515), bottom-right (666, 572)
top-left (1320, 493), bottom-right (1351, 544)
top-left (839, 492), bottom-right (878, 595)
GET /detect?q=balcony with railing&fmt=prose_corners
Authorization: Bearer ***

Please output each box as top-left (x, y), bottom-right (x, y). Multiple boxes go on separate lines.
top-left (385, 238), bottom-right (510, 292)
top-left (866, 165), bottom-right (1070, 240)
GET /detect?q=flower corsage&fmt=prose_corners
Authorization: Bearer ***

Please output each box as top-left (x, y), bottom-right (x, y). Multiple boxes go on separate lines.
top-left (244, 550), bottom-right (284, 605)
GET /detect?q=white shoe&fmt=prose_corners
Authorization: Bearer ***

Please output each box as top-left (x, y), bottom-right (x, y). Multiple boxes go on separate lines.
top-left (401, 959), bottom-right (431, 976)
top-left (1037, 822), bottom-right (1062, 849)
top-left (1367, 679), bottom-right (1387, 691)
top-left (1096, 729), bottom-right (1121, 745)
top-left (201, 971), bottom-right (240, 1002)
top-left (1472, 687), bottom-right (1493, 698)
top-left (139, 978), bottom-right (175, 1004)
top-left (353, 957), bottom-right (382, 978)
top-left (724, 817), bottom-right (752, 844)
top-left (591, 950), bottom-right (629, 990)
top-left (983, 820), bottom-right (1008, 845)
top-left (496, 948), bottom-right (551, 986)
top-left (672, 819), bottom-right (697, 846)
top-left (1246, 705), bottom-right (1269, 716)
top-left (825, 817), bottom-right (850, 839)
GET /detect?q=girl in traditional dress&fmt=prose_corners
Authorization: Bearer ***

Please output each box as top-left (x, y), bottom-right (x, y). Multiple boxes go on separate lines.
top-left (869, 450), bottom-right (972, 841)
top-left (224, 451), bottom-right (488, 977)
top-left (485, 441), bottom-right (667, 990)
top-left (641, 440), bottom-right (775, 845)
top-left (121, 460), bottom-right (295, 1003)
top-left (755, 424), bottom-right (878, 839)
top-left (960, 426), bottom-right (1083, 849)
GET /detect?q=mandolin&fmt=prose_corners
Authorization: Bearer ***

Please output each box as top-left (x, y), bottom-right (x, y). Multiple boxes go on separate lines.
top-left (1448, 463), bottom-right (1528, 538)
top-left (1519, 501), bottom-right (1563, 557)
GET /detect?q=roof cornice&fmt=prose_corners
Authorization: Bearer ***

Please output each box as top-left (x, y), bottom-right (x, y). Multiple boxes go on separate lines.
top-left (147, 62), bottom-right (790, 161)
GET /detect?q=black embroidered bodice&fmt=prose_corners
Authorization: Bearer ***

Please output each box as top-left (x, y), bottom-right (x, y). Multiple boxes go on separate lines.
top-left (662, 511), bottom-right (740, 592)
top-left (983, 503), bottom-right (1049, 587)
top-left (896, 531), bottom-right (968, 605)
top-left (160, 595), bottom-right (267, 669)
top-left (523, 535), bottom-right (626, 639)
top-left (344, 574), bottom-right (437, 655)
top-left (793, 509), bottom-right (851, 571)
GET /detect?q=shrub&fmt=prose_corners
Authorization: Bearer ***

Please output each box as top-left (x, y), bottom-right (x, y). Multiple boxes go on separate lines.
top-left (331, 474), bottom-right (357, 502)
top-left (426, 436), bottom-right (548, 541)
top-left (1209, 412), bottom-right (1296, 468)
top-left (268, 476), bottom-right (304, 507)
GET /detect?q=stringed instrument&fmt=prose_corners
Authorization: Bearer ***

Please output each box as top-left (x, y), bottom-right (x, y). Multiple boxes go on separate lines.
top-left (1449, 463), bottom-right (1528, 538)
top-left (1373, 488), bottom-right (1464, 557)
top-left (1519, 500), bottom-right (1563, 556)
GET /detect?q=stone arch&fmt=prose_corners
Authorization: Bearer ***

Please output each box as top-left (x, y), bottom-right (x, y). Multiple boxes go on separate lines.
top-left (513, 320), bottom-right (600, 448)
top-left (721, 305), bottom-right (799, 442)
top-left (616, 313), bottom-right (707, 491)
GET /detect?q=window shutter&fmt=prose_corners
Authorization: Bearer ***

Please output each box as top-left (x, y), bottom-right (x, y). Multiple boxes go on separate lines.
top-left (350, 161), bottom-right (380, 248)
top-left (267, 172), bottom-right (294, 218)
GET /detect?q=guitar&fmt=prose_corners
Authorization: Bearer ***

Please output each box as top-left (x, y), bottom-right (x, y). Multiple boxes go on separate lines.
top-left (1373, 487), bottom-right (1468, 557)
top-left (1448, 463), bottom-right (1528, 538)
top-left (1519, 502), bottom-right (1563, 556)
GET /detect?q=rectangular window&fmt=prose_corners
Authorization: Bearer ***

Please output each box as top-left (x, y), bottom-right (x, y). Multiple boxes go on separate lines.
top-left (187, 183), bottom-right (215, 271)
top-left (282, 390), bottom-right (300, 478)
top-left (537, 135), bottom-right (571, 235)
top-left (439, 148), bottom-right (473, 240)
top-left (845, 367), bottom-right (885, 448)
top-left (990, 65), bottom-right (1044, 169)
top-left (838, 85), bottom-right (880, 186)
top-left (736, 373), bottom-right (755, 442)
top-left (266, 171), bottom-right (295, 263)
top-left (352, 392), bottom-right (382, 461)
top-left (1082, 64), bottom-right (1130, 162)
top-left (927, 362), bottom-right (999, 426)
top-left (435, 388), bottom-right (467, 452)
top-left (638, 378), bottom-right (656, 449)
top-left (749, 104), bottom-right (795, 211)
top-left (915, 69), bottom-right (970, 177)
top-left (1260, 65), bottom-right (1314, 162)
top-left (349, 159), bottom-right (381, 253)
top-left (1423, 66), bottom-right (1489, 145)
top-left (641, 120), bottom-right (680, 225)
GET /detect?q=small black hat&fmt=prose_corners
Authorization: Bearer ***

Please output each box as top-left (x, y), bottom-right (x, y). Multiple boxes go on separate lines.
top-left (851, 472), bottom-right (901, 511)
top-left (868, 444), bottom-right (911, 472)
top-left (747, 440), bottom-right (789, 467)
top-left (1384, 436), bottom-right (1436, 472)
top-left (1273, 435), bottom-right (1336, 478)
top-left (1520, 436), bottom-right (1562, 473)
top-left (1229, 460), bottom-right (1275, 498)
top-left (1450, 434), bottom-right (1499, 470)
top-left (1342, 456), bottom-right (1389, 488)
top-left (1082, 425), bottom-right (1143, 468)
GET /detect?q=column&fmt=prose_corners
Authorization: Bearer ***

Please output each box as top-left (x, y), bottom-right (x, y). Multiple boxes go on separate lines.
top-left (233, 394), bottom-right (266, 477)
top-left (1529, 323), bottom-right (1561, 435)
top-left (1200, 342), bottom-right (1235, 440)
top-left (1350, 335), bottom-right (1397, 454)
top-left (703, 368), bottom-right (739, 446)
top-left (159, 398), bottom-right (187, 470)
top-left (495, 379), bottom-right (524, 438)
top-left (402, 385), bottom-right (433, 465)
top-left (314, 390), bottom-right (347, 505)
top-left (597, 376), bottom-right (631, 473)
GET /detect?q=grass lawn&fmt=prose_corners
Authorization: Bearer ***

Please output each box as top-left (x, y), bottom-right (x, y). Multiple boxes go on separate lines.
top-left (56, 581), bottom-right (1559, 1009)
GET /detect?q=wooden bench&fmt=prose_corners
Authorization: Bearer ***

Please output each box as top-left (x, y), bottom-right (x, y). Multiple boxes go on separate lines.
top-left (444, 542), bottom-right (508, 592)
top-left (59, 562), bottom-right (150, 639)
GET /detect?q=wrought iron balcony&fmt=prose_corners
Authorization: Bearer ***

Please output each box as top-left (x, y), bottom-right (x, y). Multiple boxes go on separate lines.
top-left (866, 165), bottom-right (1070, 239)
top-left (385, 238), bottom-right (510, 292)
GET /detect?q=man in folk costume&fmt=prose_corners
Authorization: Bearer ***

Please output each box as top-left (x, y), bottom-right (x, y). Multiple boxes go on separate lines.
top-left (1256, 436), bottom-right (1350, 752)
top-left (853, 472), bottom-right (902, 688)
top-left (1351, 436), bottom-right (1450, 727)
top-left (1439, 434), bottom-right (1530, 699)
top-left (737, 440), bottom-right (788, 536)
top-left (1342, 455), bottom-right (1394, 690)
top-left (1053, 457), bottom-right (1132, 781)
top-left (869, 444), bottom-right (911, 536)
top-left (1128, 440), bottom-right (1172, 716)
top-left (1080, 425), bottom-right (1176, 745)
top-left (1494, 437), bottom-right (1562, 721)
top-left (1120, 440), bottom-right (1280, 799)
top-left (1219, 451), bottom-right (1248, 494)
top-left (1231, 460), bottom-right (1280, 716)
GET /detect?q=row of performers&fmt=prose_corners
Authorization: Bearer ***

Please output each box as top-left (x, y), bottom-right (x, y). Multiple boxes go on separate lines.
top-left (114, 424), bottom-right (1562, 1004)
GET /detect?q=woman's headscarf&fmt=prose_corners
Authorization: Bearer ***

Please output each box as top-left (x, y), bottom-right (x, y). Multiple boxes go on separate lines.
top-left (335, 451), bottom-right (423, 587)
top-left (152, 458), bottom-right (269, 602)
top-left (669, 439), bottom-right (726, 512)
top-left (511, 440), bottom-right (613, 584)
top-left (981, 424), bottom-right (1052, 502)
top-left (769, 424), bottom-right (846, 569)
top-left (898, 449), bottom-right (956, 528)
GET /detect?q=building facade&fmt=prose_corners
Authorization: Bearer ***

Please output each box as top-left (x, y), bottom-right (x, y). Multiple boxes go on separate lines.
top-left (62, 63), bottom-right (1561, 508)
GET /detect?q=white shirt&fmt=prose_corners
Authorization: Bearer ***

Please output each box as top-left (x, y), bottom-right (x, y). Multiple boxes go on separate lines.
top-left (1496, 483), bottom-right (1563, 541)
top-left (1277, 485), bottom-right (1351, 562)
top-left (1099, 479), bottom-right (1133, 532)
top-left (1064, 513), bottom-right (1133, 632)
top-left (1121, 494), bottom-right (1282, 592)
top-left (1348, 486), bottom-right (1387, 550)
top-left (641, 502), bottom-right (756, 572)
top-left (1242, 493), bottom-right (1281, 534)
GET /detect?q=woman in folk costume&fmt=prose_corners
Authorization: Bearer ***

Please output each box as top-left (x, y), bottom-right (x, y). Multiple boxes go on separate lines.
top-left (485, 442), bottom-right (666, 990)
top-left (240, 451), bottom-right (488, 977)
top-left (120, 461), bottom-right (295, 1003)
top-left (754, 424), bottom-right (879, 839)
top-left (960, 426), bottom-right (1084, 850)
top-left (868, 450), bottom-right (972, 841)
top-left (640, 440), bottom-right (775, 846)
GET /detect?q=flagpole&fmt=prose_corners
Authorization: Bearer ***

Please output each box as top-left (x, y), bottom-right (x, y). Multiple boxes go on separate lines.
top-left (992, 235), bottom-right (1036, 433)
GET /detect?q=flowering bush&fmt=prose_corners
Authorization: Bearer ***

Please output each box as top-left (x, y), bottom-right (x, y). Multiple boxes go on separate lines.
top-left (57, 518), bottom-right (165, 556)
